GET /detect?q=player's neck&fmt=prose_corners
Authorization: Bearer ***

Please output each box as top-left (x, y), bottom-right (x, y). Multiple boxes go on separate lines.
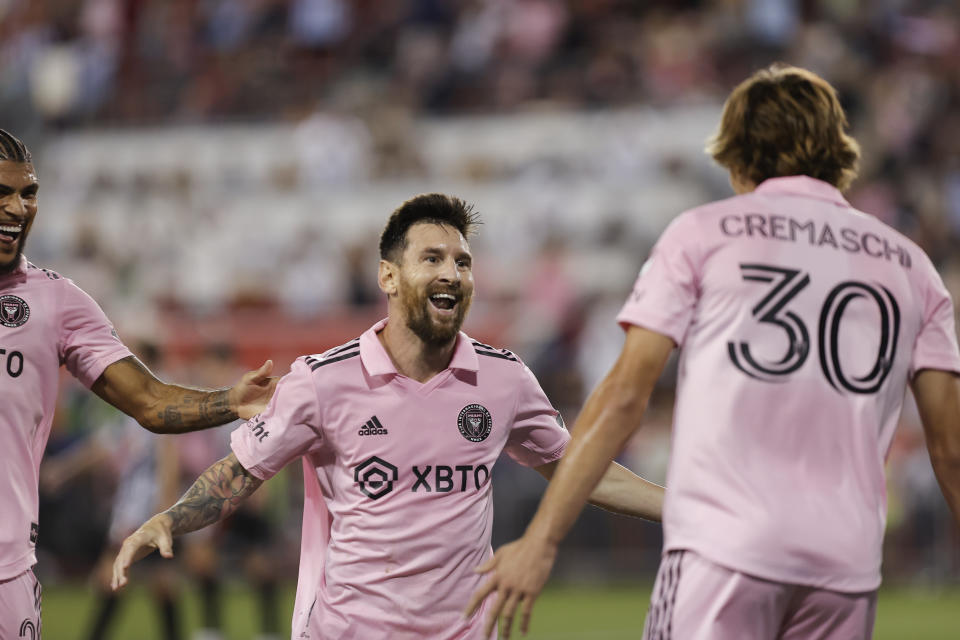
top-left (379, 320), bottom-right (456, 383)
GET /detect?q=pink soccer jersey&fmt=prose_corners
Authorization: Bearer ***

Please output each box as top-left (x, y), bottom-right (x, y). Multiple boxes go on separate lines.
top-left (618, 176), bottom-right (960, 592)
top-left (0, 257), bottom-right (132, 579)
top-left (231, 319), bottom-right (569, 640)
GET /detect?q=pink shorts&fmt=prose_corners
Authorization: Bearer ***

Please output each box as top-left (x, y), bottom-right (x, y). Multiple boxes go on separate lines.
top-left (643, 550), bottom-right (877, 640)
top-left (0, 569), bottom-right (42, 639)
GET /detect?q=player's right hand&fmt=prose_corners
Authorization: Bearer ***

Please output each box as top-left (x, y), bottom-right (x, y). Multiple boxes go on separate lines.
top-left (111, 513), bottom-right (175, 591)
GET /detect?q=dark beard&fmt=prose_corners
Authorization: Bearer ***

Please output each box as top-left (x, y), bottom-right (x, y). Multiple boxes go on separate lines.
top-left (400, 285), bottom-right (470, 348)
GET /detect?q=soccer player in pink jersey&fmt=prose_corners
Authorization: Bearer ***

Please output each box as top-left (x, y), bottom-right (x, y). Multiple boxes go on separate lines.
top-left (0, 129), bottom-right (277, 638)
top-left (112, 193), bottom-right (666, 639)
top-left (468, 64), bottom-right (960, 639)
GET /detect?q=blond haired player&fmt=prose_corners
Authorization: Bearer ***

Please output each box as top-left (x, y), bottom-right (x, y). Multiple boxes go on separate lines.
top-left (469, 65), bottom-right (960, 639)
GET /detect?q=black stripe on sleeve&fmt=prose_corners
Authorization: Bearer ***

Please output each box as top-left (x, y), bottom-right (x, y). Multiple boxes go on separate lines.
top-left (474, 348), bottom-right (519, 362)
top-left (311, 349), bottom-right (360, 370)
top-left (325, 338), bottom-right (361, 358)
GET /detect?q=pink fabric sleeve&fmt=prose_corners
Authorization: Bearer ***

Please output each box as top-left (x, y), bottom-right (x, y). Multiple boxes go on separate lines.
top-left (616, 212), bottom-right (701, 347)
top-left (58, 279), bottom-right (133, 388)
top-left (911, 266), bottom-right (960, 377)
top-left (503, 365), bottom-right (570, 467)
top-left (231, 358), bottom-right (324, 481)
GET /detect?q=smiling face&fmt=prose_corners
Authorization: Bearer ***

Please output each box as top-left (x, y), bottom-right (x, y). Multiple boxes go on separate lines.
top-left (380, 222), bottom-right (475, 347)
top-left (0, 161), bottom-right (39, 274)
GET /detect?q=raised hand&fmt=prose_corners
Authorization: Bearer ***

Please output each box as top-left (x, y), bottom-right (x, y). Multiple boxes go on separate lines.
top-left (229, 359), bottom-right (278, 419)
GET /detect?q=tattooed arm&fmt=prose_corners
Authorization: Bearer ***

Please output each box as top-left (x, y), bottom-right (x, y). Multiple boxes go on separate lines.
top-left (92, 355), bottom-right (277, 433)
top-left (112, 453), bottom-right (263, 590)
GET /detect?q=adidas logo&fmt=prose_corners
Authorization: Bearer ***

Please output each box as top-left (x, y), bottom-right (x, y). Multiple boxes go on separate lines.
top-left (358, 416), bottom-right (388, 436)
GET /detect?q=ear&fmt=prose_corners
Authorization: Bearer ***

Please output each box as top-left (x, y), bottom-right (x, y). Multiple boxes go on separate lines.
top-left (378, 259), bottom-right (398, 296)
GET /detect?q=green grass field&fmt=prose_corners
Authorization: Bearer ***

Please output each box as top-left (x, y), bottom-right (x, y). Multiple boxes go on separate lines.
top-left (41, 582), bottom-right (958, 639)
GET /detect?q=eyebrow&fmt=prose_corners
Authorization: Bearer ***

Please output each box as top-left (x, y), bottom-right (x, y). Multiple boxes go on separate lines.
top-left (421, 246), bottom-right (473, 259)
top-left (0, 182), bottom-right (38, 194)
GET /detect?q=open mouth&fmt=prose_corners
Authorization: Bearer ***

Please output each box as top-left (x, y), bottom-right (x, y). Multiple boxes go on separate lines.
top-left (429, 292), bottom-right (458, 312)
top-left (0, 224), bottom-right (23, 245)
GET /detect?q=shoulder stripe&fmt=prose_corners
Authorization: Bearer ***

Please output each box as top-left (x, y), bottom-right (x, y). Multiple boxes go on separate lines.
top-left (324, 338), bottom-right (361, 358)
top-left (303, 338), bottom-right (362, 370)
top-left (474, 348), bottom-right (519, 362)
top-left (471, 339), bottom-right (520, 362)
top-left (309, 349), bottom-right (360, 370)
top-left (26, 262), bottom-right (61, 280)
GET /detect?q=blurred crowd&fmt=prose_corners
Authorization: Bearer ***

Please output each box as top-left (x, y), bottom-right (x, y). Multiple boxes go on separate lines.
top-left (3, 1), bottom-right (960, 630)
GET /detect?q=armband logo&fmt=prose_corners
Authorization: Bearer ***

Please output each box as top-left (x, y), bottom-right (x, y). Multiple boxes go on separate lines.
top-left (0, 295), bottom-right (29, 328)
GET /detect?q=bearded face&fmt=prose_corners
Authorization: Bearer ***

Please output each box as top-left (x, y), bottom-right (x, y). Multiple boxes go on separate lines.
top-left (389, 222), bottom-right (475, 347)
top-left (397, 269), bottom-right (472, 346)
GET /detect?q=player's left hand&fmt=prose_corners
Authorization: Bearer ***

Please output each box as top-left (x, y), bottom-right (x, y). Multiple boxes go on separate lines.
top-left (465, 535), bottom-right (558, 639)
top-left (229, 360), bottom-right (278, 420)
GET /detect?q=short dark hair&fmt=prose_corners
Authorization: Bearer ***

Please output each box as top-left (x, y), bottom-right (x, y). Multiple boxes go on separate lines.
top-left (706, 64), bottom-right (860, 191)
top-left (379, 193), bottom-right (480, 262)
top-left (0, 129), bottom-right (32, 164)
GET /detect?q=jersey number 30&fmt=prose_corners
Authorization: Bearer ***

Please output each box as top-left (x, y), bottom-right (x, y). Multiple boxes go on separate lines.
top-left (728, 263), bottom-right (900, 394)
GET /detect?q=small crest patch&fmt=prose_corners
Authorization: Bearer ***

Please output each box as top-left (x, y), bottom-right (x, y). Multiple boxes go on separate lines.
top-left (0, 295), bottom-right (29, 328)
top-left (458, 404), bottom-right (493, 443)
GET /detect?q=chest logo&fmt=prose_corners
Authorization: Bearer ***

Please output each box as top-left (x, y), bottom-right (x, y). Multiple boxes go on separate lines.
top-left (358, 415), bottom-right (388, 436)
top-left (0, 295), bottom-right (29, 328)
top-left (457, 404), bottom-right (492, 443)
top-left (354, 456), bottom-right (398, 500)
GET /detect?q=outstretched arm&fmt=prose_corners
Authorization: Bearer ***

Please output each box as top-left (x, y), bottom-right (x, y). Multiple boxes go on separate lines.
top-left (467, 326), bottom-right (673, 638)
top-left (92, 356), bottom-right (277, 433)
top-left (111, 452), bottom-right (263, 589)
top-left (912, 369), bottom-right (960, 527)
top-left (535, 459), bottom-right (663, 522)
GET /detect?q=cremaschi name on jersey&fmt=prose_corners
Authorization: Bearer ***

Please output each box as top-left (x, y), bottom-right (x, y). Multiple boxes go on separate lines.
top-left (719, 212), bottom-right (912, 268)
top-left (617, 176), bottom-right (960, 594)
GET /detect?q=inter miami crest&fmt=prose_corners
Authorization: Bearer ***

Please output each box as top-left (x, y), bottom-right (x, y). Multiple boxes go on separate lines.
top-left (458, 404), bottom-right (493, 443)
top-left (0, 295), bottom-right (29, 328)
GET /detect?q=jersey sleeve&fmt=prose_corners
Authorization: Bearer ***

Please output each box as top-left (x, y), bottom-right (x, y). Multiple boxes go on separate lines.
top-left (616, 212), bottom-right (701, 347)
top-left (58, 279), bottom-right (133, 388)
top-left (503, 364), bottom-right (570, 467)
top-left (911, 265), bottom-right (960, 377)
top-left (231, 358), bottom-right (325, 481)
